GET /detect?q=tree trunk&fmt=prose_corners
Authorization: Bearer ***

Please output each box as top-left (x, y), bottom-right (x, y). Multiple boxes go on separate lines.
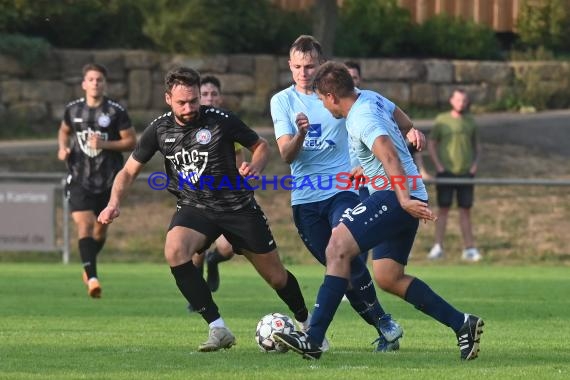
top-left (312, 0), bottom-right (338, 58)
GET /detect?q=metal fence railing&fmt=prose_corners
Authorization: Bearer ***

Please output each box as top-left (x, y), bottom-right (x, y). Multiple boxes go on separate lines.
top-left (1, 172), bottom-right (568, 263)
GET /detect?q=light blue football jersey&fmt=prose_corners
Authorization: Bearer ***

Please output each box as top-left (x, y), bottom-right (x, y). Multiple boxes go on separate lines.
top-left (271, 85), bottom-right (355, 205)
top-left (346, 90), bottom-right (428, 200)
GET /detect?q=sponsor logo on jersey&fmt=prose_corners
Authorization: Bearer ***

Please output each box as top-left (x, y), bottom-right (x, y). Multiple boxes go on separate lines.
top-left (196, 129), bottom-right (212, 144)
top-left (165, 138), bottom-right (176, 143)
top-left (98, 114), bottom-right (111, 128)
top-left (166, 148), bottom-right (209, 184)
top-left (302, 123), bottom-right (337, 151)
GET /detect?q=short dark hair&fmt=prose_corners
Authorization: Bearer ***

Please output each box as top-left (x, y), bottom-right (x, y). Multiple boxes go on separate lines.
top-left (82, 63), bottom-right (108, 79)
top-left (312, 61), bottom-right (354, 98)
top-left (165, 67), bottom-right (201, 93)
top-left (344, 60), bottom-right (361, 76)
top-left (201, 75), bottom-right (222, 93)
top-left (290, 35), bottom-right (325, 62)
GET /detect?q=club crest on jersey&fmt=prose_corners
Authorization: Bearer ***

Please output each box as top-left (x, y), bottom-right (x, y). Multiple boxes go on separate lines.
top-left (97, 114), bottom-right (111, 128)
top-left (196, 129), bottom-right (212, 144)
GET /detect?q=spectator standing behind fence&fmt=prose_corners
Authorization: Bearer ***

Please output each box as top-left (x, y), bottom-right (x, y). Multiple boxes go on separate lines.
top-left (191, 75), bottom-right (245, 293)
top-left (427, 89), bottom-right (482, 262)
top-left (57, 63), bottom-right (136, 298)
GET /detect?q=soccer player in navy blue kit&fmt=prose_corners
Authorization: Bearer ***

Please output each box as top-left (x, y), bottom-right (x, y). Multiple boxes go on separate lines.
top-left (57, 63), bottom-right (136, 298)
top-left (98, 67), bottom-right (312, 352)
top-left (271, 35), bottom-right (425, 352)
top-left (274, 61), bottom-right (484, 361)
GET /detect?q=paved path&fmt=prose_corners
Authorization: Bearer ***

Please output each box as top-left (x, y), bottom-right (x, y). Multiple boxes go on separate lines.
top-left (1, 109), bottom-right (569, 155)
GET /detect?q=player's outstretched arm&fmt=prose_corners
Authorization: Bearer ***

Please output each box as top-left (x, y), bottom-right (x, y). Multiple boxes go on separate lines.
top-left (98, 155), bottom-right (144, 224)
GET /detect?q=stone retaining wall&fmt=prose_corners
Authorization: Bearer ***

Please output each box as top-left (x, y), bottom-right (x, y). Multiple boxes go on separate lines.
top-left (1, 49), bottom-right (569, 129)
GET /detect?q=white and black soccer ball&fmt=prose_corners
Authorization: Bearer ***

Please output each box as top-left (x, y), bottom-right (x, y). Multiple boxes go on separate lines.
top-left (255, 312), bottom-right (295, 352)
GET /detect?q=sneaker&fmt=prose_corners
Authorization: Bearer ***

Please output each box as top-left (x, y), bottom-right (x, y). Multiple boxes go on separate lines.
top-left (427, 243), bottom-right (443, 260)
top-left (272, 330), bottom-right (323, 360)
top-left (462, 248), bottom-right (482, 262)
top-left (372, 335), bottom-right (400, 352)
top-left (377, 314), bottom-right (403, 342)
top-left (206, 254), bottom-right (220, 292)
top-left (295, 314), bottom-right (329, 352)
top-left (456, 314), bottom-right (484, 360)
top-left (87, 278), bottom-right (101, 298)
top-left (198, 327), bottom-right (236, 352)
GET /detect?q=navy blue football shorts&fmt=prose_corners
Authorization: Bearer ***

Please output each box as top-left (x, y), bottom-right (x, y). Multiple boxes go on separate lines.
top-left (293, 191), bottom-right (360, 265)
top-left (339, 190), bottom-right (421, 266)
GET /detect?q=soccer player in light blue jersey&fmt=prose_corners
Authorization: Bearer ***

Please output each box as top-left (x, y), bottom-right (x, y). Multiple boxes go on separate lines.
top-left (271, 35), bottom-right (425, 352)
top-left (273, 61), bottom-right (484, 361)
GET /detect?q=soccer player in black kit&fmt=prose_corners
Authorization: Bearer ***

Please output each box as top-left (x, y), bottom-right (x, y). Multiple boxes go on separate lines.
top-left (58, 63), bottom-right (136, 298)
top-left (98, 67), bottom-right (312, 352)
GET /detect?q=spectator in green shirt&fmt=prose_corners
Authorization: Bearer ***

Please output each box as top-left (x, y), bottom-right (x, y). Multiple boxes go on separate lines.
top-left (427, 89), bottom-right (482, 262)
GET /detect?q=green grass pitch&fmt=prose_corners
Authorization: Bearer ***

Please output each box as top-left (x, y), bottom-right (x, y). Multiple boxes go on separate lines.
top-left (0, 263), bottom-right (569, 379)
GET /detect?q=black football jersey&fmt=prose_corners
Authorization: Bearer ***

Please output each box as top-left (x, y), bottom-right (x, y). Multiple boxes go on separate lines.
top-left (133, 106), bottom-right (259, 211)
top-left (63, 97), bottom-right (132, 193)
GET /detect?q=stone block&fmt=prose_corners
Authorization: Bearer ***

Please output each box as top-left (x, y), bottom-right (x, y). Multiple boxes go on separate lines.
top-left (128, 69), bottom-right (152, 108)
top-left (21, 80), bottom-right (70, 104)
top-left (425, 59), bottom-right (453, 83)
top-left (217, 74), bottom-right (255, 94)
top-left (56, 49), bottom-right (93, 79)
top-left (411, 83), bottom-right (438, 107)
top-left (362, 59), bottom-right (425, 81)
top-left (454, 61), bottom-right (512, 84)
top-left (1, 80), bottom-right (22, 103)
top-left (228, 54), bottom-right (254, 74)
top-left (164, 54), bottom-right (229, 73)
top-left (93, 50), bottom-right (126, 80)
top-left (367, 81), bottom-right (411, 104)
top-left (29, 50), bottom-right (61, 80)
top-left (255, 55), bottom-right (278, 100)
top-left (107, 82), bottom-right (128, 100)
top-left (0, 55), bottom-right (26, 77)
top-left (9, 101), bottom-right (48, 122)
top-left (124, 50), bottom-right (160, 69)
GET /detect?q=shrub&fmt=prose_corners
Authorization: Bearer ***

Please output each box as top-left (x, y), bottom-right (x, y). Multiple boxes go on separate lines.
top-left (139, 0), bottom-right (310, 54)
top-left (0, 0), bottom-right (152, 49)
top-left (516, 0), bottom-right (570, 53)
top-left (413, 14), bottom-right (501, 60)
top-left (0, 33), bottom-right (50, 68)
top-left (335, 0), bottom-right (415, 57)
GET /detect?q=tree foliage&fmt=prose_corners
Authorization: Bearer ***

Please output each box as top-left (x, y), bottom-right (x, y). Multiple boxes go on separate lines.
top-left (516, 0), bottom-right (570, 52)
top-left (139, 0), bottom-right (310, 55)
top-left (414, 14), bottom-right (501, 60)
top-left (0, 0), bottom-right (152, 48)
top-left (335, 0), bottom-right (415, 57)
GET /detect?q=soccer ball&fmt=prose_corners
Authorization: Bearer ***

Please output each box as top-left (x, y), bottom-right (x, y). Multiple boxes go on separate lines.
top-left (255, 312), bottom-right (295, 352)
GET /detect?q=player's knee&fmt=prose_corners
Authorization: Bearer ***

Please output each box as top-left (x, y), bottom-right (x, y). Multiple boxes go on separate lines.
top-left (266, 269), bottom-right (288, 289)
top-left (164, 242), bottom-right (192, 266)
top-left (325, 236), bottom-right (350, 265)
top-left (374, 271), bottom-right (399, 293)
